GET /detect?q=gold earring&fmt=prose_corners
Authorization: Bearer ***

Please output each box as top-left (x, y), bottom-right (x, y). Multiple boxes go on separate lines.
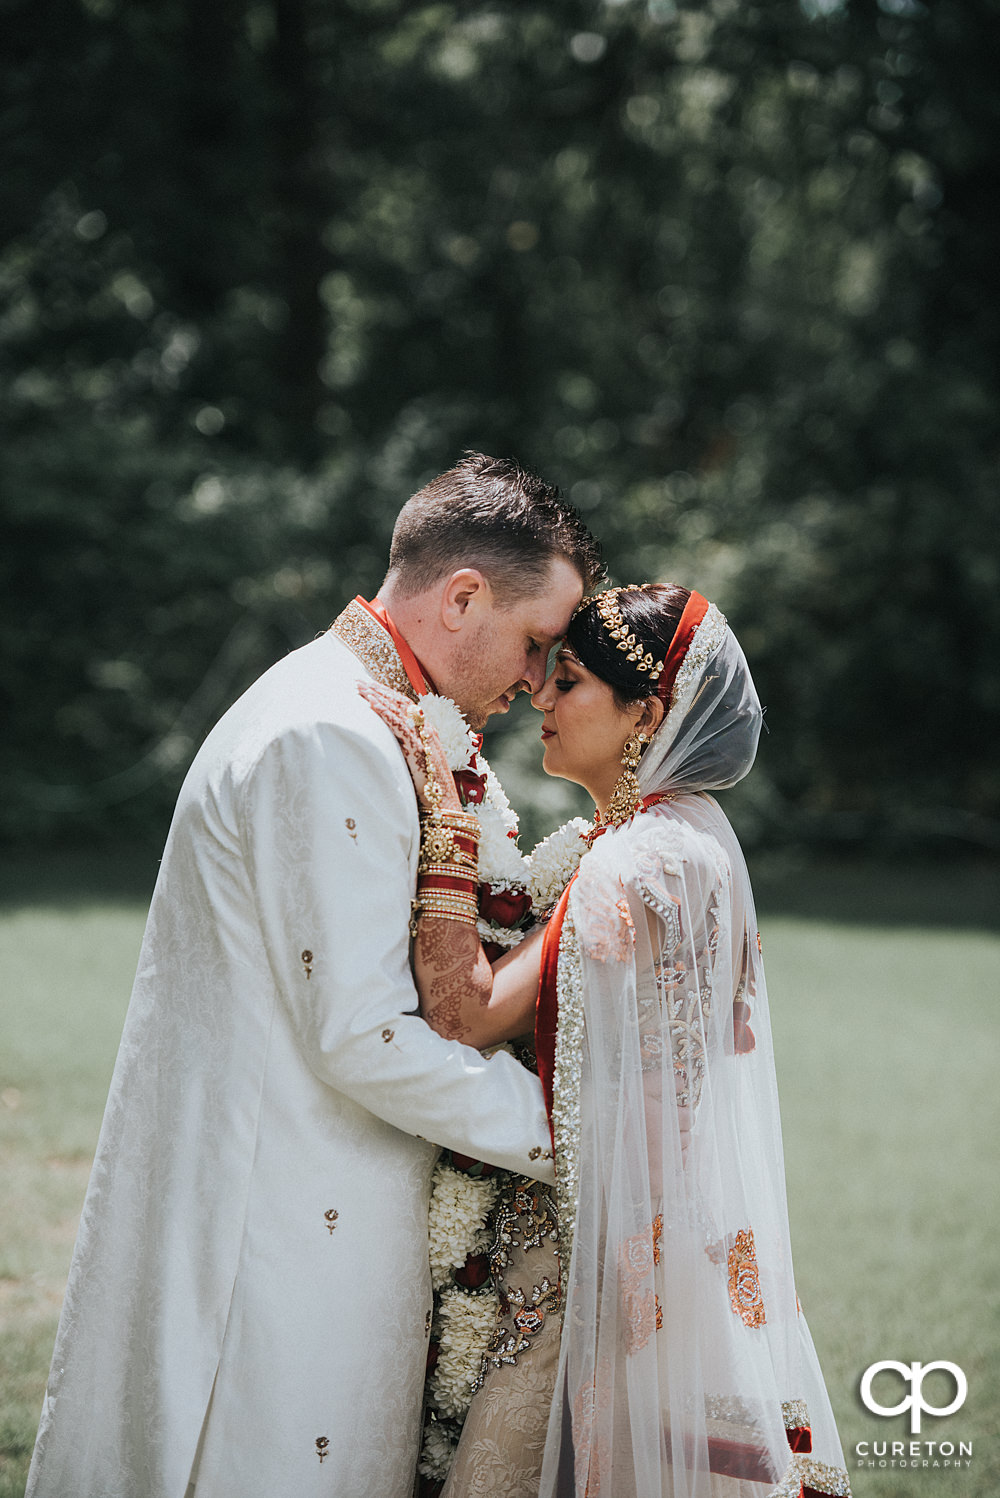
top-left (606, 731), bottom-right (648, 827)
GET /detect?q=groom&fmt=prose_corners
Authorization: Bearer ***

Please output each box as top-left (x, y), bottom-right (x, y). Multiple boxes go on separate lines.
top-left (27, 453), bottom-right (603, 1498)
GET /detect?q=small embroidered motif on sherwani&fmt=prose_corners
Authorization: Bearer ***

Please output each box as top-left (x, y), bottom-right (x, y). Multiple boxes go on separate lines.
top-left (301, 949), bottom-right (313, 979)
top-left (324, 1209), bottom-right (338, 1234)
top-left (728, 1226), bottom-right (766, 1327)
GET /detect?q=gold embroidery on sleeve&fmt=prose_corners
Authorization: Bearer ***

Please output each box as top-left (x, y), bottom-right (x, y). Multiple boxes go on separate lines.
top-left (324, 1209), bottom-right (339, 1235)
top-left (301, 949), bottom-right (314, 979)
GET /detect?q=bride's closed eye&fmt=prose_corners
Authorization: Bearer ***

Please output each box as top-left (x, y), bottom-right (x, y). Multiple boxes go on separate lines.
top-left (554, 677), bottom-right (575, 693)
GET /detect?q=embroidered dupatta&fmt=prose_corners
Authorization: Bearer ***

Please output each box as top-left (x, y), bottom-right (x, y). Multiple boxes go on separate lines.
top-left (534, 617), bottom-right (851, 1498)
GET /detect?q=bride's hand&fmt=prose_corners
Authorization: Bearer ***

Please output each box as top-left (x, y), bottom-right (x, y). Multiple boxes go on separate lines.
top-left (358, 681), bottom-right (462, 813)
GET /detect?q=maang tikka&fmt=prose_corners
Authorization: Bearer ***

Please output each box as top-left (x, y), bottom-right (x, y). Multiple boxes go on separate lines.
top-left (606, 729), bottom-right (648, 827)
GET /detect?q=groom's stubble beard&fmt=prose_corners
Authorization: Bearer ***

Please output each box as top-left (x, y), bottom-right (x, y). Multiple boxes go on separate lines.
top-left (447, 618), bottom-right (518, 732)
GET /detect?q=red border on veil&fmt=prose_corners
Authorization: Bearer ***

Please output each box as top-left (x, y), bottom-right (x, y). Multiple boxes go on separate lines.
top-left (657, 590), bottom-right (710, 705)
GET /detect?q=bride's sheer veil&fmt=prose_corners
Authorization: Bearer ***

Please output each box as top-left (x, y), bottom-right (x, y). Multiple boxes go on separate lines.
top-left (536, 592), bottom-right (851, 1498)
top-left (636, 609), bottom-right (764, 796)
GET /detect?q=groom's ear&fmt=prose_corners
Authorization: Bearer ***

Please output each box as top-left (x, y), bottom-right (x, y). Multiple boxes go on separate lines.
top-left (441, 569), bottom-right (491, 631)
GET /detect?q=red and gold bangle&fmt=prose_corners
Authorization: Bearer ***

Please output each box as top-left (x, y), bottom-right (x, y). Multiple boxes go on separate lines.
top-left (414, 889), bottom-right (479, 926)
top-left (414, 856), bottom-right (479, 928)
top-left (419, 808), bottom-right (480, 876)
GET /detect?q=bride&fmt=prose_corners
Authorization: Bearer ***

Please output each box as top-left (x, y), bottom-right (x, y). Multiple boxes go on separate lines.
top-left (362, 584), bottom-right (851, 1498)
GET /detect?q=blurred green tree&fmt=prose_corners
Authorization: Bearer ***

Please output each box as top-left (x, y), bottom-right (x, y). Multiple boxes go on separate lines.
top-left (1, 0), bottom-right (997, 847)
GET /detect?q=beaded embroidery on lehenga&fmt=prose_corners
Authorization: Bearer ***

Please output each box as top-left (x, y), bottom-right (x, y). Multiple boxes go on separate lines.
top-left (440, 1179), bottom-right (561, 1498)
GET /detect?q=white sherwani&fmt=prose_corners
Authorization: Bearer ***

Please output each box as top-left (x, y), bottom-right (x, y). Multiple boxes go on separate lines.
top-left (27, 622), bottom-right (555, 1498)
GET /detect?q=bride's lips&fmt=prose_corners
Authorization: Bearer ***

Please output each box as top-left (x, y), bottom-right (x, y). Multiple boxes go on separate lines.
top-left (541, 727), bottom-right (555, 741)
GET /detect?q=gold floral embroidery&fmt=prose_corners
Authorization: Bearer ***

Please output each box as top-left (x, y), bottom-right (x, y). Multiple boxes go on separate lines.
top-left (728, 1226), bottom-right (766, 1327)
top-left (315, 1436), bottom-right (329, 1463)
top-left (324, 1209), bottom-right (339, 1235)
top-left (381, 1028), bottom-right (395, 1043)
top-left (478, 1275), bottom-right (561, 1383)
top-left (345, 817), bottom-right (357, 840)
top-left (473, 1180), bottom-right (561, 1390)
top-left (301, 949), bottom-right (314, 979)
top-left (330, 599), bottom-right (417, 699)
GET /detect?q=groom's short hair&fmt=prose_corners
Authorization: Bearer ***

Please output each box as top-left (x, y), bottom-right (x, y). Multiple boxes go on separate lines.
top-left (385, 451), bottom-right (604, 601)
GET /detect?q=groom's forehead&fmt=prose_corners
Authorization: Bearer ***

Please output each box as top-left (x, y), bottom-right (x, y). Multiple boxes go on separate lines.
top-left (510, 592), bottom-right (577, 641)
top-left (518, 560), bottom-right (585, 637)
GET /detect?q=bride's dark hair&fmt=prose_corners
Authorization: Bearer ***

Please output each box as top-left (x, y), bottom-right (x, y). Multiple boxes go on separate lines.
top-left (565, 583), bottom-right (691, 708)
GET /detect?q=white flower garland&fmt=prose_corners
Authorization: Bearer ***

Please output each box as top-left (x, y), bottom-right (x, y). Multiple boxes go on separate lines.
top-left (525, 816), bottom-right (592, 911)
top-left (418, 1416), bottom-right (460, 1481)
top-left (427, 1160), bottom-right (499, 1292)
top-left (419, 693), bottom-right (476, 770)
top-left (422, 1160), bottom-right (502, 1474)
top-left (430, 1285), bottom-right (502, 1419)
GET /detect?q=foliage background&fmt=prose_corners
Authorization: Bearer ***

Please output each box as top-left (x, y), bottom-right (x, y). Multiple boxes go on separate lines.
top-left (2, 0), bottom-right (998, 850)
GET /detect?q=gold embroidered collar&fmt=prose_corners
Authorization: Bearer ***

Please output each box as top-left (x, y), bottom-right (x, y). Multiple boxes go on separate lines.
top-left (330, 599), bottom-right (418, 701)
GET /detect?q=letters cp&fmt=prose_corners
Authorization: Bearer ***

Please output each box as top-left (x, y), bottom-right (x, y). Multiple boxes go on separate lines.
top-left (860, 1361), bottom-right (967, 1435)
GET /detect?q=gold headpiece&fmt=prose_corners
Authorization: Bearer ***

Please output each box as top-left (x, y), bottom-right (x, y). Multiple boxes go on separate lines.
top-left (592, 586), bottom-right (664, 682)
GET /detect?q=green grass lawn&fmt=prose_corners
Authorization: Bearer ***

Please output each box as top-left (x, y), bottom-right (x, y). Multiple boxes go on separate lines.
top-left (0, 852), bottom-right (997, 1497)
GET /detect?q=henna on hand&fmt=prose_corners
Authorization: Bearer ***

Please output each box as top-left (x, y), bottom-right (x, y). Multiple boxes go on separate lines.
top-left (418, 918), bottom-right (478, 971)
top-left (415, 918), bottom-right (492, 1039)
top-left (425, 983), bottom-right (472, 1041)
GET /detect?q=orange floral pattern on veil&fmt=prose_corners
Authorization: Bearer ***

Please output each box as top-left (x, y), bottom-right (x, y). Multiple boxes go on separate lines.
top-left (619, 1213), bottom-right (664, 1354)
top-left (728, 1226), bottom-right (766, 1328)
